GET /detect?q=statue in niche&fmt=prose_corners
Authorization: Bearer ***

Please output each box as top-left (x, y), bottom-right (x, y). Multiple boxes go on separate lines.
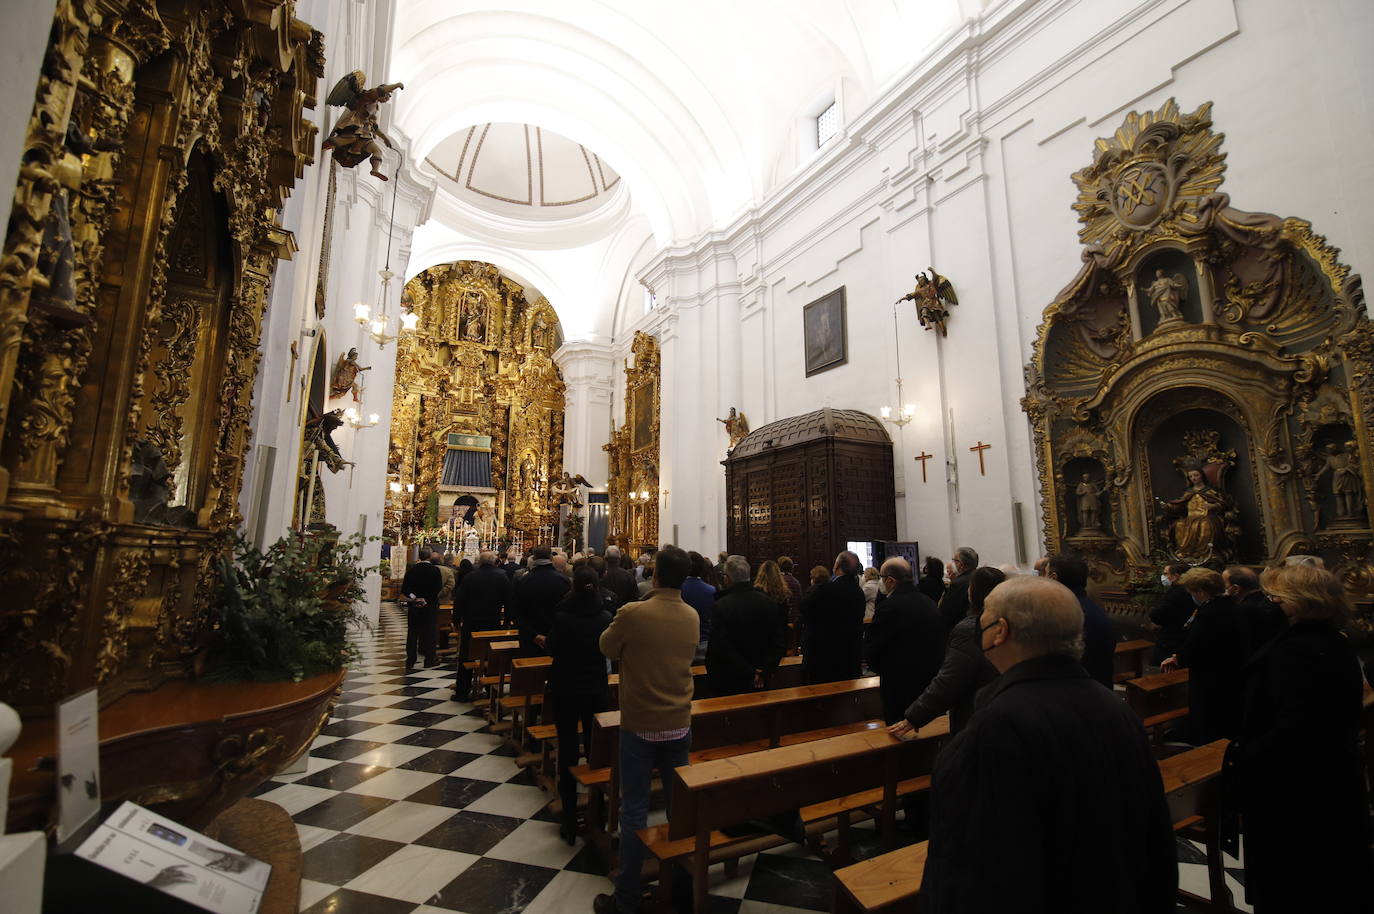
top-left (520, 455), bottom-right (536, 493)
top-left (716, 407), bottom-right (750, 452)
top-left (329, 347), bottom-right (370, 400)
top-left (1075, 473), bottom-right (1104, 532)
top-left (1156, 459), bottom-right (1236, 564)
top-left (532, 313), bottom-right (551, 351)
top-left (321, 70), bottom-right (404, 181)
top-left (129, 439), bottom-right (194, 527)
top-left (897, 267), bottom-right (959, 337)
top-left (1314, 440), bottom-right (1365, 523)
top-left (461, 291), bottom-right (484, 342)
top-left (1146, 268), bottom-right (1188, 324)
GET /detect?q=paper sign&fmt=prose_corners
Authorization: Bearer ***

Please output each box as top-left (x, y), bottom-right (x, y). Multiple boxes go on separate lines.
top-left (56, 687), bottom-right (101, 844)
top-left (75, 801), bottom-right (271, 914)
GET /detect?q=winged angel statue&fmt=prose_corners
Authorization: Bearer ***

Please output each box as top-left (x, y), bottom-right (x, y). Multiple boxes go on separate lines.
top-left (321, 70), bottom-right (405, 181)
top-left (897, 267), bottom-right (959, 336)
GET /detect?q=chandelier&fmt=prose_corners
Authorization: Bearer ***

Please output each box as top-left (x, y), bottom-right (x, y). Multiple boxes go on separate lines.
top-left (879, 303), bottom-right (915, 428)
top-left (351, 153), bottom-right (418, 348)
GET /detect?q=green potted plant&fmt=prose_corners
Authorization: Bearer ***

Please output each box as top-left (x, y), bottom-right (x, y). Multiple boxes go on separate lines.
top-left (207, 527), bottom-right (374, 682)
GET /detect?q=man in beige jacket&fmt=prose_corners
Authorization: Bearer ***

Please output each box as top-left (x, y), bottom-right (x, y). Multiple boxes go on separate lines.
top-left (593, 544), bottom-right (699, 914)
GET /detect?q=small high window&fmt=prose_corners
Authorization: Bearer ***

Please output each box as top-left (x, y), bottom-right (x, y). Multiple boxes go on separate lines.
top-left (816, 101), bottom-right (839, 146)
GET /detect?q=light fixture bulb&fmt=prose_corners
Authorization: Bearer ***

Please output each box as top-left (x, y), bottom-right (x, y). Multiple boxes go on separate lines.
top-left (400, 310), bottom-right (419, 331)
top-left (371, 317), bottom-right (386, 335)
top-left (368, 412), bottom-right (380, 426)
top-left (406, 483), bottom-right (415, 493)
top-left (389, 481), bottom-right (401, 493)
top-left (353, 302), bottom-right (370, 324)
top-left (343, 407), bottom-right (359, 423)
top-left (903, 404), bottom-right (915, 417)
top-left (640, 490), bottom-right (650, 500)
top-left (880, 406), bottom-right (892, 419)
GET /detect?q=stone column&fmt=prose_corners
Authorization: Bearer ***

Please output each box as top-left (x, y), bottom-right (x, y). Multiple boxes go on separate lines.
top-left (554, 341), bottom-right (615, 488)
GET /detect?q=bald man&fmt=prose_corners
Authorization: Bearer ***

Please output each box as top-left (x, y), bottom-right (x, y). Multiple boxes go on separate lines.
top-left (921, 576), bottom-right (1176, 913)
top-left (863, 557), bottom-right (943, 723)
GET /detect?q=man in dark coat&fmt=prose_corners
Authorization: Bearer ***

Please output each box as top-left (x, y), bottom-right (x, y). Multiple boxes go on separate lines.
top-left (705, 556), bottom-right (787, 696)
top-left (936, 546), bottom-right (977, 636)
top-left (501, 547), bottom-right (521, 579)
top-left (510, 544), bottom-right (570, 655)
top-left (863, 557), bottom-right (943, 723)
top-left (1148, 562), bottom-right (1193, 665)
top-left (800, 551), bottom-right (865, 684)
top-left (1161, 567), bottom-right (1250, 744)
top-left (451, 550), bottom-right (510, 699)
top-left (922, 576), bottom-right (1176, 914)
top-left (1223, 565), bottom-right (1285, 656)
top-left (1047, 553), bottom-right (1115, 687)
top-left (400, 546), bottom-right (444, 672)
top-left (602, 545), bottom-right (640, 608)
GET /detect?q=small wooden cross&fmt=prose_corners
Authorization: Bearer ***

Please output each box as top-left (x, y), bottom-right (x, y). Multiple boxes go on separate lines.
top-left (914, 451), bottom-right (934, 483)
top-left (969, 441), bottom-right (992, 476)
top-left (287, 340), bottom-right (299, 402)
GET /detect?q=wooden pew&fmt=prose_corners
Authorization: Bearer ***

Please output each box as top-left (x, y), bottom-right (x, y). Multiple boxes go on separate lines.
top-left (832, 841), bottom-right (928, 914)
top-left (1159, 738), bottom-right (1232, 912)
top-left (661, 727), bottom-right (945, 914)
top-left (827, 738), bottom-right (1233, 914)
top-left (506, 656), bottom-right (552, 750)
top-left (574, 678), bottom-right (884, 847)
top-left (483, 640), bottom-right (522, 724)
top-left (769, 655), bottom-right (804, 689)
top-left (1113, 638), bottom-right (1154, 683)
top-left (1124, 669), bottom-right (1189, 732)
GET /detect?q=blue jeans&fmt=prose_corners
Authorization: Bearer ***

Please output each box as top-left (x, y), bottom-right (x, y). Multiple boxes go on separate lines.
top-left (615, 729), bottom-right (692, 912)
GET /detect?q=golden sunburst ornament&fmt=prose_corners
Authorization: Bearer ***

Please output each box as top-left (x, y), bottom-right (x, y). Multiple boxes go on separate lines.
top-left (1071, 98), bottom-right (1228, 247)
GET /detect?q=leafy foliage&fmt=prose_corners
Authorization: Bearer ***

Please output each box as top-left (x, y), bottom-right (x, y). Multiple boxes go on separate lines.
top-left (209, 528), bottom-right (374, 682)
top-left (424, 491), bottom-right (440, 529)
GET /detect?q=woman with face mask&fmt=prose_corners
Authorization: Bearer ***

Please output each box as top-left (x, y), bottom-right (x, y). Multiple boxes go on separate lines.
top-left (1160, 567), bottom-right (1249, 744)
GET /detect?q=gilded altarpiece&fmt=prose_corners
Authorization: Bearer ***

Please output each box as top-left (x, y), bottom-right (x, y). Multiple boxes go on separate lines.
top-left (1024, 100), bottom-right (1374, 607)
top-left (386, 261), bottom-right (566, 545)
top-left (604, 331), bottom-right (660, 555)
top-left (0, 0), bottom-right (320, 716)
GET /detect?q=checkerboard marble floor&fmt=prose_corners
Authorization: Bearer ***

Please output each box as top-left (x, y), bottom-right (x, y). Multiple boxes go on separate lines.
top-left (247, 605), bottom-right (1250, 914)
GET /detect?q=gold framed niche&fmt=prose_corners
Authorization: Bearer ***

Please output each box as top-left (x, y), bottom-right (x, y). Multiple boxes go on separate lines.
top-left (1024, 99), bottom-right (1373, 603)
top-left (606, 331), bottom-right (661, 555)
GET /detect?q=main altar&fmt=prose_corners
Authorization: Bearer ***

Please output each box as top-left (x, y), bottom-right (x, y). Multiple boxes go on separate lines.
top-left (386, 261), bottom-right (567, 551)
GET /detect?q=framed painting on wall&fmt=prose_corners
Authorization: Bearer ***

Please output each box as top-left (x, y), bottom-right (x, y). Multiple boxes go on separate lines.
top-left (631, 382), bottom-right (654, 451)
top-left (803, 287), bottom-right (847, 376)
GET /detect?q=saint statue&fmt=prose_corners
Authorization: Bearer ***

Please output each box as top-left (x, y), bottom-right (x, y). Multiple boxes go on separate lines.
top-left (329, 347), bottom-right (370, 400)
top-left (1146, 268), bottom-right (1187, 324)
top-left (321, 71), bottom-right (404, 181)
top-left (532, 314), bottom-right (551, 351)
top-left (1075, 473), bottom-right (1104, 532)
top-left (1314, 440), bottom-right (1365, 523)
top-left (299, 409), bottom-right (354, 525)
top-left (897, 267), bottom-right (959, 337)
top-left (716, 407), bottom-right (750, 451)
top-left (1157, 463), bottom-right (1236, 564)
top-left (550, 470), bottom-right (595, 509)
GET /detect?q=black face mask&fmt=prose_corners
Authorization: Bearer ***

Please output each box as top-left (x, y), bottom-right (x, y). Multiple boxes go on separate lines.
top-left (978, 618), bottom-right (1002, 654)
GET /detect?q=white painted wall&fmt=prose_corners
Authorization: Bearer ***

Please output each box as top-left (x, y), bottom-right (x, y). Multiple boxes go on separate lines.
top-left (0, 0), bottom-right (57, 234)
top-left (240, 0), bottom-right (434, 626)
top-left (637, 0), bottom-right (1374, 566)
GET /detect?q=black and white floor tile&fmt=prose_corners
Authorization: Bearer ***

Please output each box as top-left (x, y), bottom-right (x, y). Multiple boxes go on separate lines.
top-left (248, 605), bottom-right (1250, 913)
top-left (250, 606), bottom-right (837, 914)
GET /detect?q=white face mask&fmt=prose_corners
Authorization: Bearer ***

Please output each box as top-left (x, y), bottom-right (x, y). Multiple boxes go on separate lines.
top-left (1160, 573), bottom-right (1171, 586)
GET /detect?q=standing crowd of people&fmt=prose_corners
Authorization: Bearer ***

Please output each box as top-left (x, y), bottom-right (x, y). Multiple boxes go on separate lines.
top-left (396, 540), bottom-right (1372, 913)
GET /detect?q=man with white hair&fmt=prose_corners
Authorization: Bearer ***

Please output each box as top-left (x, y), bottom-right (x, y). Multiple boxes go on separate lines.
top-left (705, 555), bottom-right (787, 696)
top-left (602, 545), bottom-right (638, 606)
top-left (921, 576), bottom-right (1176, 912)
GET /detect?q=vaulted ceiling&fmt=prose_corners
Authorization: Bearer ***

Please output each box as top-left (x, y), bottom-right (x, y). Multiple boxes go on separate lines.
top-left (392, 0), bottom-right (978, 339)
